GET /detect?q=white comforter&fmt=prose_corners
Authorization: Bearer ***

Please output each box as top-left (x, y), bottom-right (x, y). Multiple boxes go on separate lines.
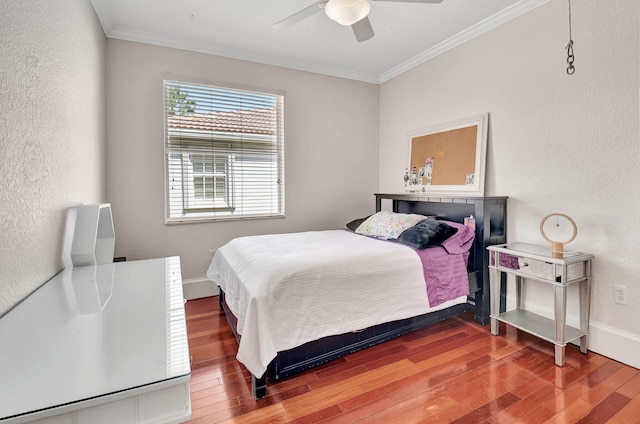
top-left (206, 230), bottom-right (467, 377)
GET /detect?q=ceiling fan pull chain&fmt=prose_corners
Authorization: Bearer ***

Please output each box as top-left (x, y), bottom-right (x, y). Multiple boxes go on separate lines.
top-left (565, 0), bottom-right (575, 75)
top-left (566, 41), bottom-right (575, 75)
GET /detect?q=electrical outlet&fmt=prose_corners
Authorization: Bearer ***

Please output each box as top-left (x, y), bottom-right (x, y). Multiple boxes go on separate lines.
top-left (614, 285), bottom-right (628, 305)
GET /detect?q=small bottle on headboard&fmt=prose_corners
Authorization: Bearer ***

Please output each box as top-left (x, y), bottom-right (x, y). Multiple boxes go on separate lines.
top-left (464, 215), bottom-right (476, 231)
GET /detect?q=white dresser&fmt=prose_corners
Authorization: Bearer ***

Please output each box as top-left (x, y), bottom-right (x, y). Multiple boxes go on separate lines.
top-left (0, 257), bottom-right (191, 424)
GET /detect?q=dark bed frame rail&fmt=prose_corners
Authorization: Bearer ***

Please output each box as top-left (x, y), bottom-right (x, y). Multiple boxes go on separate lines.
top-left (221, 194), bottom-right (507, 399)
top-left (219, 291), bottom-right (472, 399)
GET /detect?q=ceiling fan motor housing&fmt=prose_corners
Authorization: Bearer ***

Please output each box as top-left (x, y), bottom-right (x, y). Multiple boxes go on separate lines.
top-left (325, 0), bottom-right (371, 26)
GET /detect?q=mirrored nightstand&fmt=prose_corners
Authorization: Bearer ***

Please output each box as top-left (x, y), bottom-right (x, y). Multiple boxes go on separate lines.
top-left (487, 242), bottom-right (593, 366)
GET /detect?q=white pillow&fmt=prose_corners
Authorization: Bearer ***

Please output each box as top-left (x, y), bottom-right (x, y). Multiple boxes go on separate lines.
top-left (355, 211), bottom-right (426, 240)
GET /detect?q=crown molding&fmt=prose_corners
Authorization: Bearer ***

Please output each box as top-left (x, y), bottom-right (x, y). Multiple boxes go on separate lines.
top-left (106, 27), bottom-right (381, 84)
top-left (98, 0), bottom-right (551, 85)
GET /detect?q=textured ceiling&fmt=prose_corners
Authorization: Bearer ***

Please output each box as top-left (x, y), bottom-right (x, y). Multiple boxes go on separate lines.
top-left (91, 0), bottom-right (550, 83)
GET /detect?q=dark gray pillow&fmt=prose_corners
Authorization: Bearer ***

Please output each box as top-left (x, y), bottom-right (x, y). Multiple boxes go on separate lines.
top-left (397, 219), bottom-right (458, 249)
top-left (346, 215), bottom-right (371, 232)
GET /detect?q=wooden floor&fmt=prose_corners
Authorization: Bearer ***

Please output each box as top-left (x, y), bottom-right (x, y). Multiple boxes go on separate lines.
top-left (183, 296), bottom-right (640, 423)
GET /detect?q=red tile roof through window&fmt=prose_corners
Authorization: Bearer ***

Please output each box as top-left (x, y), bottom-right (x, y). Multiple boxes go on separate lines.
top-left (167, 108), bottom-right (276, 135)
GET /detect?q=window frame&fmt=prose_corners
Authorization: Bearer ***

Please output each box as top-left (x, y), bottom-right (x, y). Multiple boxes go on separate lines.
top-left (163, 79), bottom-right (285, 224)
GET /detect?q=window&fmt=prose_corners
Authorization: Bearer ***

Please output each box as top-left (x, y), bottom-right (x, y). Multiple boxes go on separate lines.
top-left (164, 80), bottom-right (284, 223)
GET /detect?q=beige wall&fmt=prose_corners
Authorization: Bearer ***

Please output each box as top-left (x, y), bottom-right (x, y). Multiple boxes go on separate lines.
top-left (0, 0), bottom-right (107, 316)
top-left (105, 40), bottom-right (379, 282)
top-left (380, 1), bottom-right (640, 365)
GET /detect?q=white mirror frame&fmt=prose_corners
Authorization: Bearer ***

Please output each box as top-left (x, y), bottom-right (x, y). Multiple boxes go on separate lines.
top-left (405, 113), bottom-right (488, 196)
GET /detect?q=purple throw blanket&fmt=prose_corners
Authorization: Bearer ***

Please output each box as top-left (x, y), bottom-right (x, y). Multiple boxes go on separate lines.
top-left (411, 221), bottom-right (475, 307)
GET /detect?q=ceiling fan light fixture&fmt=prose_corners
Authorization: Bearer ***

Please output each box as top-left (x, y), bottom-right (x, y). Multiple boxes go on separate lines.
top-left (325, 0), bottom-right (371, 26)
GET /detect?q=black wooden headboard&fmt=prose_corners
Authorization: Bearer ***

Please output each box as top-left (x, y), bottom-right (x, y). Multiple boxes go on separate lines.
top-left (375, 193), bottom-right (508, 325)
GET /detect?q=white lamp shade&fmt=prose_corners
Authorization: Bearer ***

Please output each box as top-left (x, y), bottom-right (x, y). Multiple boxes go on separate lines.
top-left (325, 0), bottom-right (371, 26)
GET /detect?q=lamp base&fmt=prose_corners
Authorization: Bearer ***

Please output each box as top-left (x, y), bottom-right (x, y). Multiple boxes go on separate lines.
top-left (551, 242), bottom-right (564, 259)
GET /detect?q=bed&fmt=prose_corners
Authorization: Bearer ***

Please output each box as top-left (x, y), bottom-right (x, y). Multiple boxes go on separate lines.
top-left (207, 194), bottom-right (507, 399)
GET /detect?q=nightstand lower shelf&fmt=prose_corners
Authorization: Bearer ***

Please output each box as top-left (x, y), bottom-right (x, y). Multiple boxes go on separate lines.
top-left (491, 309), bottom-right (588, 366)
top-left (491, 309), bottom-right (586, 346)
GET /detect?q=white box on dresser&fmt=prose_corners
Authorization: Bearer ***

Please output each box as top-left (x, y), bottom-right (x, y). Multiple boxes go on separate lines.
top-left (70, 204), bottom-right (116, 266)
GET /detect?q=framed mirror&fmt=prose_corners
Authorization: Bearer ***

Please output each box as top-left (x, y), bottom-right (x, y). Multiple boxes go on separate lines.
top-left (404, 113), bottom-right (488, 196)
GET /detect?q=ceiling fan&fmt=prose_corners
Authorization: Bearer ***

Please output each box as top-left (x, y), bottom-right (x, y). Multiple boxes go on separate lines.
top-left (274, 0), bottom-right (444, 42)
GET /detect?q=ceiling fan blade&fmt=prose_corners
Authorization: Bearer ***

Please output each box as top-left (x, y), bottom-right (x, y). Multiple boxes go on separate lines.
top-left (372, 0), bottom-right (443, 3)
top-left (274, 1), bottom-right (328, 29)
top-left (352, 17), bottom-right (374, 42)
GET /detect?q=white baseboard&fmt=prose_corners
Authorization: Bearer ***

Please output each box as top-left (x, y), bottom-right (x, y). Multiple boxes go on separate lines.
top-left (588, 321), bottom-right (640, 369)
top-left (182, 277), bottom-right (218, 300)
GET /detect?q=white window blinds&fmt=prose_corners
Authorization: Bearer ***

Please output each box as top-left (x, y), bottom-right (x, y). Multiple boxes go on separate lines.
top-left (164, 80), bottom-right (284, 223)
